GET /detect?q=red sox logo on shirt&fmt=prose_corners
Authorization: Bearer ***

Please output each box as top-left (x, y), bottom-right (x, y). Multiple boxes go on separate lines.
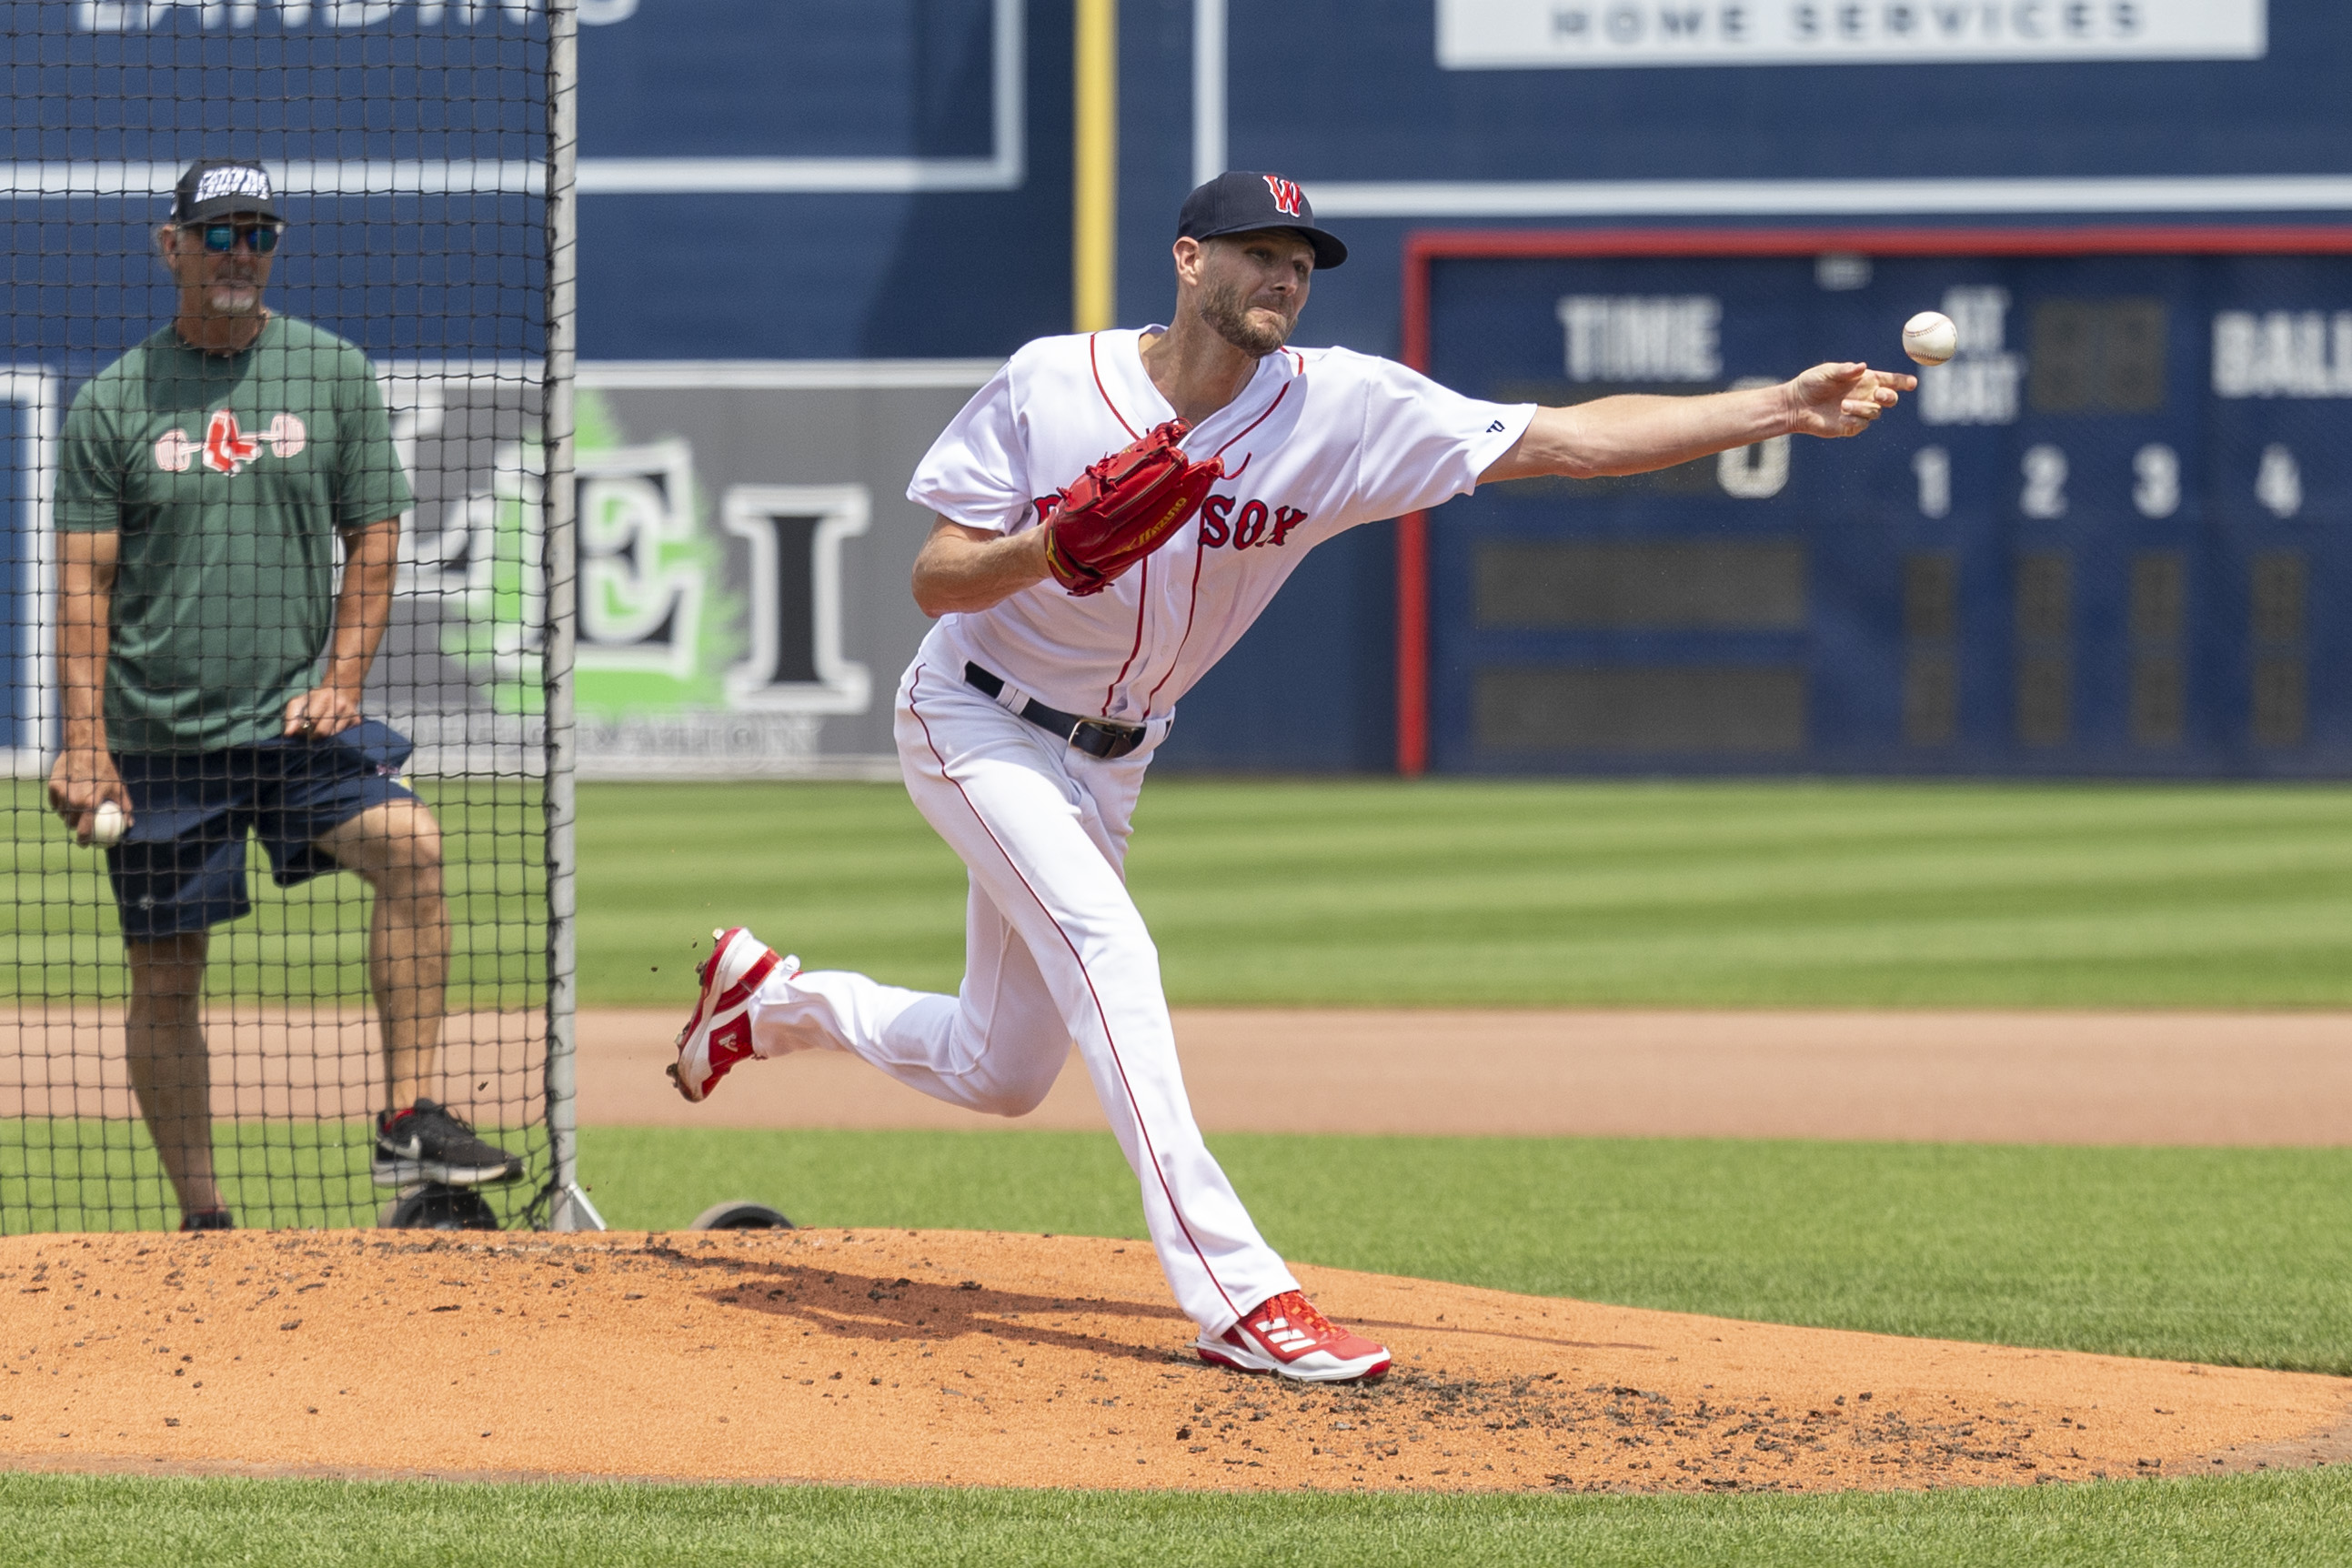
top-left (202, 409), bottom-right (259, 474)
top-left (153, 411), bottom-right (308, 475)
top-left (1261, 176), bottom-right (1303, 217)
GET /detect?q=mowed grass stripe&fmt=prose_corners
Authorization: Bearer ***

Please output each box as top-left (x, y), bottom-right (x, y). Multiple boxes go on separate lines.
top-left (574, 780), bottom-right (2352, 1008)
top-left (7, 1468), bottom-right (2349, 1567)
top-left (578, 1128), bottom-right (2352, 1375)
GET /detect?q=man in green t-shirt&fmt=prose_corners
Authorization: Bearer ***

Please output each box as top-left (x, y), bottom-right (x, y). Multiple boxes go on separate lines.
top-left (46, 157), bottom-right (520, 1231)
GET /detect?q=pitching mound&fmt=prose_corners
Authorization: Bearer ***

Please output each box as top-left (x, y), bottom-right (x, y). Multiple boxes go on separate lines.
top-left (0, 1229), bottom-right (2344, 1493)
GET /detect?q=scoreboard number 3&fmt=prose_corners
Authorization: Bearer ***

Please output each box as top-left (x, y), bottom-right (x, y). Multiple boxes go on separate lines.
top-left (2133, 444), bottom-right (2180, 519)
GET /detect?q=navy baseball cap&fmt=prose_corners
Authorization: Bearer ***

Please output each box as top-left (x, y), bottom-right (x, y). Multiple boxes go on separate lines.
top-left (171, 158), bottom-right (282, 226)
top-left (1178, 171), bottom-right (1347, 270)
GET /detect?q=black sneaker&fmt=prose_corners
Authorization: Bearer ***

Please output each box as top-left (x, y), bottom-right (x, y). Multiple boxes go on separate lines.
top-left (179, 1207), bottom-right (233, 1232)
top-left (372, 1099), bottom-right (523, 1188)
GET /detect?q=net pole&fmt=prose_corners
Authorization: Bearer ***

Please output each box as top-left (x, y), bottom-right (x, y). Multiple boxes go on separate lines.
top-left (541, 0), bottom-right (597, 1232)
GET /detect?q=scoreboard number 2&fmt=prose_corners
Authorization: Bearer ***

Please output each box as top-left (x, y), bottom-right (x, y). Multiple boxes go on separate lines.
top-left (2020, 444), bottom-right (2069, 519)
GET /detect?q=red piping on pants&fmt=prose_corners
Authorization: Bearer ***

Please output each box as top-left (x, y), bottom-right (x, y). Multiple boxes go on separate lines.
top-left (906, 663), bottom-right (1242, 1326)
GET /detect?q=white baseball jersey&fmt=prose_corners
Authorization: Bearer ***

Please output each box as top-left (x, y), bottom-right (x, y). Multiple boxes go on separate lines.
top-left (909, 327), bottom-right (1535, 721)
top-left (724, 327), bottom-right (1536, 1342)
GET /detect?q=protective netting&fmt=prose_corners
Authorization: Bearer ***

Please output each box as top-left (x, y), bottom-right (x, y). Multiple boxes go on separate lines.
top-left (0, 1), bottom-right (569, 1232)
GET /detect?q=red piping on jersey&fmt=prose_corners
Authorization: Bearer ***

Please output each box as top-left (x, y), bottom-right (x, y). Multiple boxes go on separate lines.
top-left (1208, 376), bottom-right (1293, 462)
top-left (1095, 352), bottom-right (1299, 716)
top-left (908, 662), bottom-right (1244, 1326)
top-left (1143, 530), bottom-right (1209, 719)
top-left (1137, 364), bottom-right (1298, 715)
top-left (1089, 334), bottom-right (1140, 439)
top-left (1101, 556), bottom-right (1151, 715)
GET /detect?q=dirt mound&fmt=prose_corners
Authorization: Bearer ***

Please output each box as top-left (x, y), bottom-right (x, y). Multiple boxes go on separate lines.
top-left (0, 1229), bottom-right (2343, 1493)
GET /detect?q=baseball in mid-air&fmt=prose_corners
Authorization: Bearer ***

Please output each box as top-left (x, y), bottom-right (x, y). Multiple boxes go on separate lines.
top-left (1902, 310), bottom-right (1959, 367)
top-left (87, 800), bottom-right (126, 849)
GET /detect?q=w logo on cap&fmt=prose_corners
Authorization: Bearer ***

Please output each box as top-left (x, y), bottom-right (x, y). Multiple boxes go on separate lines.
top-left (1261, 176), bottom-right (1303, 217)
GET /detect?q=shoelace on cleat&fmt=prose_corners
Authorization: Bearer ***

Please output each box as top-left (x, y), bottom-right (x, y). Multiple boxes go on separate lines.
top-left (1249, 1291), bottom-right (1341, 1346)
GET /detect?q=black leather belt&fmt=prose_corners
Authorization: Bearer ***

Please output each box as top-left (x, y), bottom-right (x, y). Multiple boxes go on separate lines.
top-left (965, 663), bottom-right (1148, 760)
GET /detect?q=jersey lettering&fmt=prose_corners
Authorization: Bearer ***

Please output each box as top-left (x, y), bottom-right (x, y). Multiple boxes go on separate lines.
top-left (201, 408), bottom-right (260, 476)
top-left (1197, 493), bottom-right (1233, 547)
top-left (1232, 499), bottom-right (1268, 548)
top-left (1195, 494), bottom-right (1310, 552)
top-left (154, 428), bottom-right (195, 472)
top-left (1262, 176), bottom-right (1304, 217)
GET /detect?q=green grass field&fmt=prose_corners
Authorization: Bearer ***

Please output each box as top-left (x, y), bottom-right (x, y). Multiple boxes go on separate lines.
top-left (12, 779), bottom-right (2348, 1010)
top-left (7, 1467), bottom-right (2350, 1568)
top-left (578, 779), bottom-right (2352, 1009)
top-left (11, 779), bottom-right (2352, 1561)
top-left (0, 1117), bottom-right (549, 1234)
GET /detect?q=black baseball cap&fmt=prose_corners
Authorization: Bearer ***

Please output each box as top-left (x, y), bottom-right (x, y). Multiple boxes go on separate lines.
top-left (171, 158), bottom-right (282, 226)
top-left (1178, 171), bottom-right (1346, 270)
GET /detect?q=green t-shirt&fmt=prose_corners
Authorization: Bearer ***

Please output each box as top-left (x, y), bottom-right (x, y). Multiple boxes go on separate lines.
top-left (55, 316), bottom-right (413, 753)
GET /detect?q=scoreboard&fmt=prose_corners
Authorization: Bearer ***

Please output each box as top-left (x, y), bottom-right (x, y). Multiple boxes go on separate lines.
top-left (1404, 231), bottom-right (2352, 779)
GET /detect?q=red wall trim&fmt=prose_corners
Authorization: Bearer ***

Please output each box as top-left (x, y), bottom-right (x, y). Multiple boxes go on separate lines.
top-left (1390, 223), bottom-right (2352, 779)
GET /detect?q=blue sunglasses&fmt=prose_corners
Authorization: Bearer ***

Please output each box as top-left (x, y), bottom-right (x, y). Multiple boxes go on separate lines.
top-left (187, 223), bottom-right (283, 255)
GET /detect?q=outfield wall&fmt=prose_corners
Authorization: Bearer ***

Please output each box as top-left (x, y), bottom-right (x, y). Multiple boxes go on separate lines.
top-left (6, 1), bottom-right (2351, 775)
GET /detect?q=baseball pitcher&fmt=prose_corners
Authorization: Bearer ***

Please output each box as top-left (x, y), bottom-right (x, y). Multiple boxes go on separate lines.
top-left (670, 172), bottom-right (1915, 1382)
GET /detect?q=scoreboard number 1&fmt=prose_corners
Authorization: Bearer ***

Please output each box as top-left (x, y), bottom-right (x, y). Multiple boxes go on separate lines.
top-left (1912, 446), bottom-right (1950, 518)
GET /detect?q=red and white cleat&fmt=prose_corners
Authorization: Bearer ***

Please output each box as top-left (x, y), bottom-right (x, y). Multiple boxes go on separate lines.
top-left (668, 927), bottom-right (795, 1104)
top-left (1195, 1290), bottom-right (1391, 1383)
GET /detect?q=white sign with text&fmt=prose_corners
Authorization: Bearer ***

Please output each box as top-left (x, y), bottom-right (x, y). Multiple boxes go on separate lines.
top-left (1438, 1), bottom-right (2267, 69)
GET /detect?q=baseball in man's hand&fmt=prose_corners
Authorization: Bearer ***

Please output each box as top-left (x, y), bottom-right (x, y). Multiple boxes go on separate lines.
top-left (1902, 311), bottom-right (1959, 367)
top-left (88, 800), bottom-right (126, 849)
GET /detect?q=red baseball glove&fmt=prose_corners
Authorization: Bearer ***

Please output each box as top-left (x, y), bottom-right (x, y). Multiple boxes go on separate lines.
top-left (1040, 420), bottom-right (1224, 597)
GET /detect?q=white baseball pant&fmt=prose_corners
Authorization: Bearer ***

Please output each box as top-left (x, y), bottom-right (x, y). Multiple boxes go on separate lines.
top-left (731, 647), bottom-right (1298, 1337)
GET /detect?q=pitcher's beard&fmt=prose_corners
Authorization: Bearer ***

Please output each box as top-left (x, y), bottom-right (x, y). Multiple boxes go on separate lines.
top-left (1201, 279), bottom-right (1294, 357)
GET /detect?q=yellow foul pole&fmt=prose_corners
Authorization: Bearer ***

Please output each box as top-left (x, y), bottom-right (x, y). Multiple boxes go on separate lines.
top-left (1073, 0), bottom-right (1117, 332)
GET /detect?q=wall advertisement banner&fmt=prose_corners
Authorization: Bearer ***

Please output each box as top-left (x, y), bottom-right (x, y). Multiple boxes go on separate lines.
top-left (1437, 1), bottom-right (2267, 70)
top-left (380, 363), bottom-right (993, 779)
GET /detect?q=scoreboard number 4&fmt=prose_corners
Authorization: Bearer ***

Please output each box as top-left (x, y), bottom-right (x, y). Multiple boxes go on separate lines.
top-left (2256, 445), bottom-right (2303, 519)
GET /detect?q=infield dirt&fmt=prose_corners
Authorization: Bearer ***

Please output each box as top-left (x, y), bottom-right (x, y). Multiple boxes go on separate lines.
top-left (15, 1007), bottom-right (2351, 1146)
top-left (0, 1228), bottom-right (2345, 1493)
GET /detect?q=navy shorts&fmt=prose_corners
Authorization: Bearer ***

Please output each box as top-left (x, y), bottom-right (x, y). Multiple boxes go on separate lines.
top-left (105, 720), bottom-right (418, 940)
